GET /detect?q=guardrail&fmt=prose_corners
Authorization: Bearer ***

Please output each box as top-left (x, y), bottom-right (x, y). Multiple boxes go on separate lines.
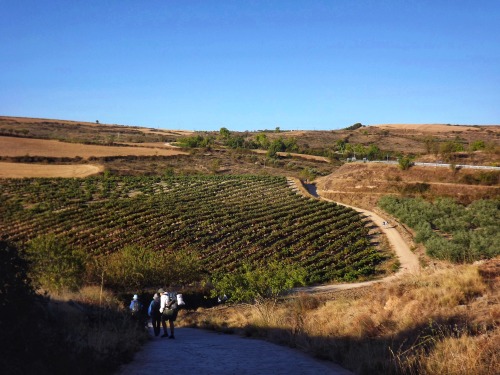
top-left (353, 160), bottom-right (500, 170)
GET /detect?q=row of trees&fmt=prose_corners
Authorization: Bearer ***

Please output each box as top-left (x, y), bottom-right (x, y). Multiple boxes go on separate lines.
top-left (177, 128), bottom-right (300, 158)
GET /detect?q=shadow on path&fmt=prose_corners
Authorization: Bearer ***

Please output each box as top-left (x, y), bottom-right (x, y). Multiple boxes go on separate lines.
top-left (117, 327), bottom-right (353, 375)
top-left (303, 182), bottom-right (319, 197)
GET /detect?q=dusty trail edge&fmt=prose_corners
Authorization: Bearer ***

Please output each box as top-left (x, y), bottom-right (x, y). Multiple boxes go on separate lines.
top-left (289, 177), bottom-right (420, 294)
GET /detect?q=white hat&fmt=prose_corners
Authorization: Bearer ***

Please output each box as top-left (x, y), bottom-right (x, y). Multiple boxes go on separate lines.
top-left (133, 294), bottom-right (138, 300)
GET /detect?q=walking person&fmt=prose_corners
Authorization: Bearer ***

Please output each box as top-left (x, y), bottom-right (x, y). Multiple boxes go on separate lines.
top-left (158, 288), bottom-right (178, 339)
top-left (148, 293), bottom-right (161, 337)
top-left (129, 294), bottom-right (142, 317)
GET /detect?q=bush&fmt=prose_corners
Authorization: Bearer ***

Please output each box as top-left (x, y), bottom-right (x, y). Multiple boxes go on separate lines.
top-left (101, 246), bottom-right (203, 290)
top-left (398, 156), bottom-right (413, 170)
top-left (25, 235), bottom-right (87, 293)
top-left (211, 261), bottom-right (306, 304)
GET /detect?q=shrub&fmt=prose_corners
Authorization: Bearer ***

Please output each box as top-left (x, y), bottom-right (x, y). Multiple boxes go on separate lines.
top-left (398, 156), bottom-right (413, 170)
top-left (25, 235), bottom-right (87, 292)
top-left (211, 261), bottom-right (306, 304)
top-left (102, 246), bottom-right (202, 290)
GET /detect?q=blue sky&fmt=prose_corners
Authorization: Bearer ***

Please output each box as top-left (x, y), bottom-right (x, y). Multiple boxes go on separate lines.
top-left (1, 1), bottom-right (499, 131)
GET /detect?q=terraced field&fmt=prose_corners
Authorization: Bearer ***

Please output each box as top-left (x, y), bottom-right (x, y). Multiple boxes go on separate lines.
top-left (0, 175), bottom-right (389, 284)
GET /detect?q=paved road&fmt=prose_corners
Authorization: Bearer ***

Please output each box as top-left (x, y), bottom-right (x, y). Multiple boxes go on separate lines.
top-left (117, 327), bottom-right (353, 375)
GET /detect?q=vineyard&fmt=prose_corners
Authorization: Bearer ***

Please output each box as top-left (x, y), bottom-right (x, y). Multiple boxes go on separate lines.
top-left (0, 175), bottom-right (389, 284)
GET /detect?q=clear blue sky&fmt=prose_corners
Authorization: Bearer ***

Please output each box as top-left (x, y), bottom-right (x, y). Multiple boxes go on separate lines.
top-left (1, 1), bottom-right (499, 131)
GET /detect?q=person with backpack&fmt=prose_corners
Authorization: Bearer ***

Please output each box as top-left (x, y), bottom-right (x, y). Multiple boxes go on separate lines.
top-left (148, 293), bottom-right (161, 337)
top-left (158, 288), bottom-right (178, 339)
top-left (129, 294), bottom-right (142, 317)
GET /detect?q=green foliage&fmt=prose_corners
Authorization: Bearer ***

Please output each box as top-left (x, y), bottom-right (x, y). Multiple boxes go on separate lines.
top-left (254, 133), bottom-right (270, 149)
top-left (398, 156), bottom-right (414, 170)
top-left (469, 140), bottom-right (486, 151)
top-left (378, 196), bottom-right (500, 263)
top-left (177, 134), bottom-right (214, 148)
top-left (344, 123), bottom-right (363, 131)
top-left (219, 127), bottom-right (231, 139)
top-left (335, 139), bottom-right (347, 153)
top-left (300, 167), bottom-right (317, 181)
top-left (103, 246), bottom-right (202, 290)
top-left (366, 144), bottom-right (381, 160)
top-left (225, 135), bottom-right (245, 149)
top-left (1, 175), bottom-right (382, 285)
top-left (266, 137), bottom-right (299, 158)
top-left (25, 235), bottom-right (87, 292)
top-left (439, 140), bottom-right (465, 160)
top-left (211, 261), bottom-right (306, 303)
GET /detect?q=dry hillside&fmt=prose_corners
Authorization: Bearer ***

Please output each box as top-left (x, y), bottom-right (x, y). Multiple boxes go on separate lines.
top-left (316, 163), bottom-right (500, 208)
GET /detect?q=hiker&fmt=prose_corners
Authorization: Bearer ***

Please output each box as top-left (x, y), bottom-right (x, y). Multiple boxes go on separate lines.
top-left (129, 294), bottom-right (142, 317)
top-left (148, 293), bottom-right (161, 337)
top-left (158, 288), bottom-right (178, 339)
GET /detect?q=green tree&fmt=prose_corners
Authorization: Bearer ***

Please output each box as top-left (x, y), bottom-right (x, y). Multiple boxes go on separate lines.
top-left (367, 144), bottom-right (381, 160)
top-left (25, 235), bottom-right (87, 293)
top-left (335, 139), bottom-right (346, 154)
top-left (255, 133), bottom-right (270, 149)
top-left (344, 123), bottom-right (363, 130)
top-left (211, 261), bottom-right (306, 304)
top-left (267, 138), bottom-right (285, 158)
top-left (398, 155), bottom-right (413, 170)
top-left (219, 127), bottom-right (231, 139)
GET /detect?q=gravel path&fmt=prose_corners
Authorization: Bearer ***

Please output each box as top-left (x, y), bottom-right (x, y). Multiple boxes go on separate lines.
top-left (117, 327), bottom-right (353, 375)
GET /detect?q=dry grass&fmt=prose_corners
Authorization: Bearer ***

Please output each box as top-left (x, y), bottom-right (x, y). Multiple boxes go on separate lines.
top-left (182, 259), bottom-right (500, 374)
top-left (372, 124), bottom-right (488, 133)
top-left (0, 136), bottom-right (188, 159)
top-left (41, 286), bottom-right (150, 373)
top-left (316, 163), bottom-right (500, 208)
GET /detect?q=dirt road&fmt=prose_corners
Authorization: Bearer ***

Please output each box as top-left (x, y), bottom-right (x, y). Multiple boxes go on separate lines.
top-left (117, 327), bottom-right (353, 375)
top-left (292, 179), bottom-right (420, 293)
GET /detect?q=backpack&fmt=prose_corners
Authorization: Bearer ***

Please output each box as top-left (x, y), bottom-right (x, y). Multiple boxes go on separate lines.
top-left (167, 292), bottom-right (178, 310)
top-left (131, 300), bottom-right (140, 314)
top-left (151, 299), bottom-right (161, 315)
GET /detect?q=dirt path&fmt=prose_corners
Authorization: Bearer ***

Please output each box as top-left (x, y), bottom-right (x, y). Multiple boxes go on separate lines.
top-left (290, 178), bottom-right (420, 293)
top-left (117, 327), bottom-right (353, 375)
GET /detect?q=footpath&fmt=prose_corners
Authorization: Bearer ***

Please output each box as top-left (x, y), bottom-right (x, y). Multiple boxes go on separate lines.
top-left (117, 327), bottom-right (353, 375)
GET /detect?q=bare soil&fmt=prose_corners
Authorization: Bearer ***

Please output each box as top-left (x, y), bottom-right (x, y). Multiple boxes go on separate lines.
top-left (0, 136), bottom-right (188, 159)
top-left (0, 162), bottom-right (104, 178)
